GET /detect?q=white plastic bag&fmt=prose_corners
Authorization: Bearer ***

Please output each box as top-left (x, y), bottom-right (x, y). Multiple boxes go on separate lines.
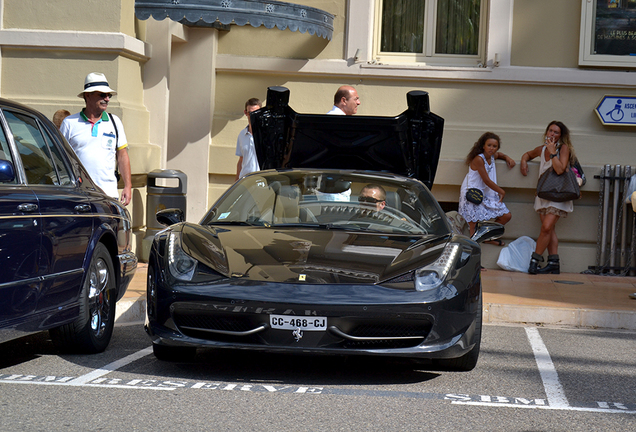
top-left (496, 236), bottom-right (536, 273)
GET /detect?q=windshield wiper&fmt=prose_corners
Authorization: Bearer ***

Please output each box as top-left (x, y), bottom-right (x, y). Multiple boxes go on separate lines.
top-left (210, 219), bottom-right (270, 227)
top-left (271, 222), bottom-right (371, 231)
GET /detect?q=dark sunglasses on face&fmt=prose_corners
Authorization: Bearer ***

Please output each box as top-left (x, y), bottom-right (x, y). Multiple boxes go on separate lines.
top-left (99, 93), bottom-right (112, 99)
top-left (358, 195), bottom-right (385, 204)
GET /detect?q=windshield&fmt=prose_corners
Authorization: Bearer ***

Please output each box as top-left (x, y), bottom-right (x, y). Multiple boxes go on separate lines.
top-left (202, 171), bottom-right (449, 235)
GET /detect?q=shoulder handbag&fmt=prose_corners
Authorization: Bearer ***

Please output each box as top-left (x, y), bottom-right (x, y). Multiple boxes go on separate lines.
top-left (536, 166), bottom-right (580, 202)
top-left (465, 154), bottom-right (485, 204)
top-left (108, 113), bottom-right (121, 182)
top-left (465, 187), bottom-right (483, 205)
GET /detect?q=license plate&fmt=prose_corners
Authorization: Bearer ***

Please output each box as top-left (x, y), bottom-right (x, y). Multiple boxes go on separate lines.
top-left (269, 315), bottom-right (327, 331)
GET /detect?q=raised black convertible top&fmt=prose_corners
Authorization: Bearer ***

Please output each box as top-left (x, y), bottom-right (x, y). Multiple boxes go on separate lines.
top-left (251, 86), bottom-right (444, 189)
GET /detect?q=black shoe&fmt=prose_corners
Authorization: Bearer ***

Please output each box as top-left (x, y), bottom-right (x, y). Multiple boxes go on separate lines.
top-left (528, 252), bottom-right (544, 275)
top-left (537, 254), bottom-right (560, 275)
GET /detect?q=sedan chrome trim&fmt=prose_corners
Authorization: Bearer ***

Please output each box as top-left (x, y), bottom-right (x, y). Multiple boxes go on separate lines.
top-left (118, 251), bottom-right (138, 269)
top-left (0, 213), bottom-right (129, 220)
top-left (74, 204), bottom-right (91, 213)
top-left (0, 268), bottom-right (83, 289)
top-left (328, 326), bottom-right (425, 341)
top-left (17, 203), bottom-right (38, 212)
top-left (179, 324), bottom-right (269, 336)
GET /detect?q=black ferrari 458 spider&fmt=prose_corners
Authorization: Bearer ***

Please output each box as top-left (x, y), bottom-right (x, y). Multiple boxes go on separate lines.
top-left (145, 87), bottom-right (503, 371)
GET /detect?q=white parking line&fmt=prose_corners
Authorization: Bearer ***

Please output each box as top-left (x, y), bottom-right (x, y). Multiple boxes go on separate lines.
top-left (524, 326), bottom-right (570, 409)
top-left (67, 346), bottom-right (153, 385)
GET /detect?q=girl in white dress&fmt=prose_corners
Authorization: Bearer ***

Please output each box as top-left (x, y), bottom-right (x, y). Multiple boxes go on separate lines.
top-left (459, 132), bottom-right (516, 243)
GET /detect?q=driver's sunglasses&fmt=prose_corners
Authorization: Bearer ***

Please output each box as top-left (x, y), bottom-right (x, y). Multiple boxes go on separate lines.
top-left (99, 93), bottom-right (112, 99)
top-left (358, 196), bottom-right (385, 204)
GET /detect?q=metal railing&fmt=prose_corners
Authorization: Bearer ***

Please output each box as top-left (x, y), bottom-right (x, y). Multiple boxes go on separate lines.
top-left (589, 165), bottom-right (635, 276)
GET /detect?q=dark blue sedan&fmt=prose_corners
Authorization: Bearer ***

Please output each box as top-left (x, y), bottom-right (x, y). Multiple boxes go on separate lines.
top-left (0, 98), bottom-right (137, 353)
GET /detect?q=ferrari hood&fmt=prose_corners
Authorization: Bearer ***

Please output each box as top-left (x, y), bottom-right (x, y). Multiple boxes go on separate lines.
top-left (180, 224), bottom-right (448, 284)
top-left (251, 86), bottom-right (445, 189)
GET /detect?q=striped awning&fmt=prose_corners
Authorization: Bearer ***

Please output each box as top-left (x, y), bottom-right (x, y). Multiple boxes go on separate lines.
top-left (135, 0), bottom-right (334, 40)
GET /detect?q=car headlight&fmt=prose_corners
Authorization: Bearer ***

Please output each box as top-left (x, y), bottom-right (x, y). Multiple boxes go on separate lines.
top-left (168, 232), bottom-right (197, 281)
top-left (414, 243), bottom-right (460, 292)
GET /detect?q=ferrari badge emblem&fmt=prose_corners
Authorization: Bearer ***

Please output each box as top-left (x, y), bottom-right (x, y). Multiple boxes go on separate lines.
top-left (293, 328), bottom-right (303, 342)
top-left (299, 274), bottom-right (306, 281)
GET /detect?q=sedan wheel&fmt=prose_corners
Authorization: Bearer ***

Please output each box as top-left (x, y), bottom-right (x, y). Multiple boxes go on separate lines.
top-left (88, 257), bottom-right (112, 339)
top-left (50, 243), bottom-right (116, 353)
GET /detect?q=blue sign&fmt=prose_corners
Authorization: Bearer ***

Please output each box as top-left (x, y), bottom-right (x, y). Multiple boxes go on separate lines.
top-left (595, 95), bottom-right (636, 126)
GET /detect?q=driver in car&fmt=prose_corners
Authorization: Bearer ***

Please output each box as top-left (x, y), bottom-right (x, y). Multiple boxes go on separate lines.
top-left (358, 184), bottom-right (386, 211)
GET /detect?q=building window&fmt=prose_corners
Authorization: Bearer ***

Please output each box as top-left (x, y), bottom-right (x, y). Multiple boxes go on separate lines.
top-left (375, 0), bottom-right (487, 66)
top-left (579, 0), bottom-right (636, 67)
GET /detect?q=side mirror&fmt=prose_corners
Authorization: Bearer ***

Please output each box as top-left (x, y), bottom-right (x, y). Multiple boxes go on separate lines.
top-left (0, 159), bottom-right (16, 183)
top-left (472, 221), bottom-right (505, 244)
top-left (156, 208), bottom-right (185, 227)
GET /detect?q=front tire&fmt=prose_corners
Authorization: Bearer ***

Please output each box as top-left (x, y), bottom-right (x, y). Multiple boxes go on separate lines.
top-left (50, 243), bottom-right (116, 353)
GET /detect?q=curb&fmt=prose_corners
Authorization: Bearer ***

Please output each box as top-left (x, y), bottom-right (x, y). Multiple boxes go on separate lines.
top-left (115, 298), bottom-right (146, 324)
top-left (484, 303), bottom-right (636, 330)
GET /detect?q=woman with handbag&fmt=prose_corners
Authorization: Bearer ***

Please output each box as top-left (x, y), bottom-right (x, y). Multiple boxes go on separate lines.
top-left (459, 132), bottom-right (515, 243)
top-left (520, 121), bottom-right (577, 274)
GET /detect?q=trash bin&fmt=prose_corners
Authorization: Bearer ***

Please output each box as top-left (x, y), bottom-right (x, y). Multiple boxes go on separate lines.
top-left (141, 169), bottom-right (187, 261)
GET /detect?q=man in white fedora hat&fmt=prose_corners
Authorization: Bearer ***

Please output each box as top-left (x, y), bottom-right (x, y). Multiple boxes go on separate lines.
top-left (60, 72), bottom-right (132, 205)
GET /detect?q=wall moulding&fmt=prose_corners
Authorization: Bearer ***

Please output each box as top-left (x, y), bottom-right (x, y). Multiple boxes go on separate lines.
top-left (215, 55), bottom-right (636, 89)
top-left (0, 29), bottom-right (150, 62)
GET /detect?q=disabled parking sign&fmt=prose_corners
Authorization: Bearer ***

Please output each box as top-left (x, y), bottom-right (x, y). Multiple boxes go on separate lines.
top-left (595, 95), bottom-right (636, 126)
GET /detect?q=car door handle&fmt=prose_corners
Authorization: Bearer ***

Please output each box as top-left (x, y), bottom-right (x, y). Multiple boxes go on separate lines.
top-left (17, 203), bottom-right (38, 212)
top-left (74, 204), bottom-right (91, 213)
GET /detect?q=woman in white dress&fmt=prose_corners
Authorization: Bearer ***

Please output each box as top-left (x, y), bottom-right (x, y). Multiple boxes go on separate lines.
top-left (520, 121), bottom-right (576, 274)
top-left (459, 132), bottom-right (516, 243)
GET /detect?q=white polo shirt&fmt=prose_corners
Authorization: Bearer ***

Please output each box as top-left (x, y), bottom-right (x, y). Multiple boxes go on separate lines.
top-left (60, 111), bottom-right (128, 198)
top-left (235, 126), bottom-right (260, 178)
top-left (326, 106), bottom-right (346, 115)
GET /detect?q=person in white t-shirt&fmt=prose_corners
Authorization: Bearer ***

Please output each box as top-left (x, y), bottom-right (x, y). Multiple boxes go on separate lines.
top-left (326, 86), bottom-right (360, 115)
top-left (60, 72), bottom-right (132, 205)
top-left (235, 97), bottom-right (262, 180)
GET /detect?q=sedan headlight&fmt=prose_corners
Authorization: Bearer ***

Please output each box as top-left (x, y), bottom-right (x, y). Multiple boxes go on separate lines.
top-left (168, 232), bottom-right (197, 281)
top-left (414, 243), bottom-right (460, 292)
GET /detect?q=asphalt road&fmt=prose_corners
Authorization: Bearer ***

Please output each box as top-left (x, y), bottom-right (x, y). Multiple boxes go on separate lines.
top-left (0, 323), bottom-right (634, 431)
